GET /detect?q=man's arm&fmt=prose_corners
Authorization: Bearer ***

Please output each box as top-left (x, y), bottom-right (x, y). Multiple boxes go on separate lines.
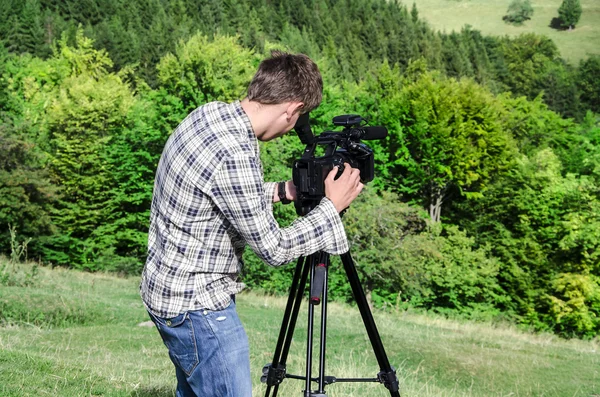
top-left (210, 154), bottom-right (349, 266)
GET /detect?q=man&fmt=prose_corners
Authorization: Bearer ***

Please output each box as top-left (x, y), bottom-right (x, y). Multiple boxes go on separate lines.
top-left (140, 51), bottom-right (363, 397)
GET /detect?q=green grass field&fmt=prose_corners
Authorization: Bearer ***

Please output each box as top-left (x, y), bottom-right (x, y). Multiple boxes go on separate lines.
top-left (412, 0), bottom-right (600, 63)
top-left (1, 261), bottom-right (599, 396)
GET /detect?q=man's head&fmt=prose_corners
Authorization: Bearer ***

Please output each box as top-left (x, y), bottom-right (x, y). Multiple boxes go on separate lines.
top-left (243, 51), bottom-right (323, 141)
top-left (247, 51), bottom-right (323, 115)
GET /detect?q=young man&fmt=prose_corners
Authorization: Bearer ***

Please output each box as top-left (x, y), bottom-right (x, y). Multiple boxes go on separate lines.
top-left (140, 51), bottom-right (363, 397)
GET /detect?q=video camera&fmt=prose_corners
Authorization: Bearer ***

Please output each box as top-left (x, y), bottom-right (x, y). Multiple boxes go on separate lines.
top-left (292, 113), bottom-right (387, 215)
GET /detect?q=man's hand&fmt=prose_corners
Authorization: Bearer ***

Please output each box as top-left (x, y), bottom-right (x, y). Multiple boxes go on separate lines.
top-left (325, 164), bottom-right (364, 213)
top-left (285, 180), bottom-right (297, 201)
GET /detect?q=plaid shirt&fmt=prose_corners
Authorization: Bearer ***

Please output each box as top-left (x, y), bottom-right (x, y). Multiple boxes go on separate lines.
top-left (141, 101), bottom-right (349, 318)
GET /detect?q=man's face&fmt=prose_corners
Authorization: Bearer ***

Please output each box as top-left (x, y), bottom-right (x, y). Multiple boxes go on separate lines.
top-left (280, 111), bottom-right (301, 136)
top-left (260, 103), bottom-right (303, 141)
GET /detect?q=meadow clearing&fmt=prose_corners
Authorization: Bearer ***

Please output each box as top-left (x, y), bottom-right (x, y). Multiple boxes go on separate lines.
top-left (412, 0), bottom-right (600, 63)
top-left (0, 261), bottom-right (598, 396)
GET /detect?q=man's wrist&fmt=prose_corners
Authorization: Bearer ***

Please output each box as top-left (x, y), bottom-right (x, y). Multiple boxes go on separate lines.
top-left (278, 181), bottom-right (292, 204)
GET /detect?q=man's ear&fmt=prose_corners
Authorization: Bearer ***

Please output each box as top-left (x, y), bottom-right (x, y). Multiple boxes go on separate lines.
top-left (286, 102), bottom-right (305, 119)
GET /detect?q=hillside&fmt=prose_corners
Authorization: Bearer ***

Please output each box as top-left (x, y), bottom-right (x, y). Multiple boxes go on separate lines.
top-left (0, 261), bottom-right (597, 396)
top-left (413, 0), bottom-right (600, 63)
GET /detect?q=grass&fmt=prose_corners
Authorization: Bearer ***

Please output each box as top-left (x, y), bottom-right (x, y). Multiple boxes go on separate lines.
top-left (0, 261), bottom-right (599, 396)
top-left (411, 0), bottom-right (600, 64)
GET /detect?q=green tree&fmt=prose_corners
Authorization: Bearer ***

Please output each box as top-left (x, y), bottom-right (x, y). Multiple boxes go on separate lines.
top-left (577, 56), bottom-right (600, 113)
top-left (0, 45), bottom-right (11, 117)
top-left (0, 133), bottom-right (58, 258)
top-left (503, 0), bottom-right (534, 26)
top-left (41, 31), bottom-right (136, 267)
top-left (157, 34), bottom-right (257, 113)
top-left (492, 33), bottom-right (581, 118)
top-left (88, 96), bottom-right (166, 273)
top-left (384, 71), bottom-right (515, 222)
top-left (540, 59), bottom-right (581, 119)
top-left (346, 190), bottom-right (502, 315)
top-left (93, 16), bottom-right (141, 71)
top-left (565, 113), bottom-right (600, 182)
top-left (3, 0), bottom-right (45, 56)
top-left (558, 0), bottom-right (582, 30)
top-left (497, 93), bottom-right (579, 164)
top-left (495, 33), bottom-right (559, 98)
top-left (411, 2), bottom-right (419, 23)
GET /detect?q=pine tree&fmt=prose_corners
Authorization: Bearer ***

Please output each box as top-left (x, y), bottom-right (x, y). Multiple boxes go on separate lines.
top-left (411, 2), bottom-right (419, 24)
top-left (0, 0), bottom-right (14, 41)
top-left (17, 0), bottom-right (45, 56)
top-left (558, 0), bottom-right (582, 30)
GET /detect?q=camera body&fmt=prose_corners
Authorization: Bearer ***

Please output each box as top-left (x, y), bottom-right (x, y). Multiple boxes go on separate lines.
top-left (292, 114), bottom-right (386, 215)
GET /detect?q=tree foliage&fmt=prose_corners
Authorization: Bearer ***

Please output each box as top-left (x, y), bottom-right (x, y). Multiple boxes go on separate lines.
top-left (558, 0), bottom-right (583, 30)
top-left (451, 148), bottom-right (600, 336)
top-left (577, 56), bottom-right (600, 113)
top-left (157, 34), bottom-right (257, 113)
top-left (503, 0), bottom-right (534, 26)
top-left (0, 2), bottom-right (599, 337)
top-left (0, 0), bottom-right (596, 117)
top-left (0, 133), bottom-right (57, 257)
top-left (377, 69), bottom-right (515, 222)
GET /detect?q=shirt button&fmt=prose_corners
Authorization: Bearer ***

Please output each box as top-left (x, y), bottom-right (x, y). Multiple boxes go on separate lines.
top-left (166, 320), bottom-right (172, 326)
top-left (203, 310), bottom-right (208, 315)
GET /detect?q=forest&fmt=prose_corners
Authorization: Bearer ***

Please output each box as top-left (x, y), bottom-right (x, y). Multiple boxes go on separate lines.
top-left (1, 0), bottom-right (599, 338)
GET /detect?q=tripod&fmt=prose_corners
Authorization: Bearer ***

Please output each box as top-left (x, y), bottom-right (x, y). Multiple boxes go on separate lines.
top-left (261, 249), bottom-right (401, 397)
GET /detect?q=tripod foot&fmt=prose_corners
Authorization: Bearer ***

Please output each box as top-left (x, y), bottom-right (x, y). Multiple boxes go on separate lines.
top-left (378, 367), bottom-right (400, 393)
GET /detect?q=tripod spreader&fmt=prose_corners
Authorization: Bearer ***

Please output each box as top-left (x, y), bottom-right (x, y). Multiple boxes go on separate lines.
top-left (261, 363), bottom-right (286, 386)
top-left (378, 367), bottom-right (400, 393)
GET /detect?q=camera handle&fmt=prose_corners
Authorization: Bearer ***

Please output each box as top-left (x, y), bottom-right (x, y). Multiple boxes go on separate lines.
top-left (261, 250), bottom-right (401, 397)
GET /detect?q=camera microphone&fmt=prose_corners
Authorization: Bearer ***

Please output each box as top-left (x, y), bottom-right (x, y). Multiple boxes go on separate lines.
top-left (350, 126), bottom-right (388, 141)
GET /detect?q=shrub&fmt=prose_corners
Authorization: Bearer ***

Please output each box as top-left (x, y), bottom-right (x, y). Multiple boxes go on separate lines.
top-left (545, 273), bottom-right (600, 338)
top-left (503, 0), bottom-right (534, 25)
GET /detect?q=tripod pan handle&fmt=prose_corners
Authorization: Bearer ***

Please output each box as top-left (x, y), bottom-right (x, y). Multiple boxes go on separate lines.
top-left (310, 263), bottom-right (327, 305)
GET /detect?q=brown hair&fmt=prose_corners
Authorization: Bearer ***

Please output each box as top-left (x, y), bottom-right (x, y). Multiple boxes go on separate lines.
top-left (246, 51), bottom-right (323, 113)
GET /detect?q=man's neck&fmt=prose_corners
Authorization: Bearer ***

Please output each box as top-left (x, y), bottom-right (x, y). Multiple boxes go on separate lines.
top-left (240, 98), bottom-right (270, 140)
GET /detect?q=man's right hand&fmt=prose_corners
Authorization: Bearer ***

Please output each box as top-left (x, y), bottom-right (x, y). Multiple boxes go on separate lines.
top-left (324, 163), bottom-right (364, 213)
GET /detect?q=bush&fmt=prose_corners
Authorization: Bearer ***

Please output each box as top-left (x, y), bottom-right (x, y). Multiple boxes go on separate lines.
top-left (545, 273), bottom-right (600, 338)
top-left (503, 0), bottom-right (534, 25)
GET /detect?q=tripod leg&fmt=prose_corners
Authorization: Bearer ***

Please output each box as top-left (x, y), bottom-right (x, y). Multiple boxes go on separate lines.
top-left (264, 255), bottom-right (310, 397)
top-left (305, 252), bottom-right (329, 396)
top-left (272, 254), bottom-right (313, 397)
top-left (316, 254), bottom-right (330, 393)
top-left (340, 252), bottom-right (401, 397)
top-left (304, 254), bottom-right (317, 395)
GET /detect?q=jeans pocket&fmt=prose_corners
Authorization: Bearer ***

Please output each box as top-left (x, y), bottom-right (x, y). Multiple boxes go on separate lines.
top-left (149, 311), bottom-right (199, 376)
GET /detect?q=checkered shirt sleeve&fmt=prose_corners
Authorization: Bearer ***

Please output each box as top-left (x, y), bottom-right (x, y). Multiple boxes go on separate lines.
top-left (211, 153), bottom-right (349, 266)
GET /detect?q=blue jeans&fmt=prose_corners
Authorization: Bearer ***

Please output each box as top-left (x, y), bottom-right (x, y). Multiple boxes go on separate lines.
top-left (148, 300), bottom-right (252, 397)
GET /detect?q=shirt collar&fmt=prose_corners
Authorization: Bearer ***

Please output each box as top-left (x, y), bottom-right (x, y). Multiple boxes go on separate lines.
top-left (230, 100), bottom-right (260, 157)
top-left (231, 100), bottom-right (257, 144)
